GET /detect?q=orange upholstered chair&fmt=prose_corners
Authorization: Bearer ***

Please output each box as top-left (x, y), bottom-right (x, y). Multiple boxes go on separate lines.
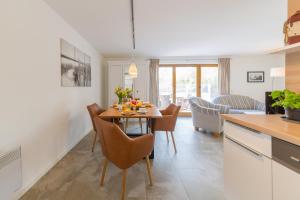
top-left (153, 104), bottom-right (181, 153)
top-left (87, 103), bottom-right (111, 152)
top-left (94, 117), bottom-right (154, 200)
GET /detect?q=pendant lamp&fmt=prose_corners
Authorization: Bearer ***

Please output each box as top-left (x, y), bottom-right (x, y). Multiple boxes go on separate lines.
top-left (129, 62), bottom-right (137, 78)
top-left (129, 0), bottom-right (138, 78)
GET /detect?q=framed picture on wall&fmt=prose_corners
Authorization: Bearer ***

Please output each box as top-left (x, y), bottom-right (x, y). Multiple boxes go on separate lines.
top-left (60, 39), bottom-right (91, 87)
top-left (247, 71), bottom-right (264, 83)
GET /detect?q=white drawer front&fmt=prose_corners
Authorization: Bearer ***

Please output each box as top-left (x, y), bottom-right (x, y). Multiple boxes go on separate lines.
top-left (272, 161), bottom-right (300, 200)
top-left (224, 137), bottom-right (272, 200)
top-left (224, 121), bottom-right (272, 158)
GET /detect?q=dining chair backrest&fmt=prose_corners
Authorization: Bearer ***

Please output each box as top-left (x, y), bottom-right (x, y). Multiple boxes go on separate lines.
top-left (165, 103), bottom-right (181, 116)
top-left (94, 117), bottom-right (154, 169)
top-left (94, 117), bottom-right (131, 168)
top-left (168, 104), bottom-right (181, 128)
top-left (158, 104), bottom-right (181, 131)
top-left (87, 103), bottom-right (106, 132)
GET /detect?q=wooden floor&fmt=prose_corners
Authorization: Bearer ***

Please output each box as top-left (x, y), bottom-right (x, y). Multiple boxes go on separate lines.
top-left (21, 117), bottom-right (225, 200)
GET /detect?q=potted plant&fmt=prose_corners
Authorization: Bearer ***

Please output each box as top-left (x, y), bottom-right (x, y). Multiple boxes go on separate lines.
top-left (271, 89), bottom-right (300, 121)
top-left (114, 87), bottom-right (133, 104)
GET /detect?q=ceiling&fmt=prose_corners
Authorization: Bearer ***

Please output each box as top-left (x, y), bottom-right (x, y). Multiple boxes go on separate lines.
top-left (44, 0), bottom-right (287, 58)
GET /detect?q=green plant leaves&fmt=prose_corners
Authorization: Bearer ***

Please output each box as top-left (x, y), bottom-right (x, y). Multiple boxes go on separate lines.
top-left (271, 89), bottom-right (300, 110)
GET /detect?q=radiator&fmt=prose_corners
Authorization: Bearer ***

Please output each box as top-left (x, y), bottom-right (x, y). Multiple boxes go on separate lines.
top-left (0, 147), bottom-right (22, 200)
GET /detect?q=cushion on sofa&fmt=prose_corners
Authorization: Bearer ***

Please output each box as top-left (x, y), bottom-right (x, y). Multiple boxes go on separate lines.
top-left (229, 109), bottom-right (265, 115)
top-left (213, 95), bottom-right (265, 112)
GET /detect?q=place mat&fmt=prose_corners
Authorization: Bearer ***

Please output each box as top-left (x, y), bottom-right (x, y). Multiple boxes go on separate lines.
top-left (121, 111), bottom-right (136, 116)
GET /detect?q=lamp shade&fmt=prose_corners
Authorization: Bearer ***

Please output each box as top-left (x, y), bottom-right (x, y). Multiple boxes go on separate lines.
top-left (270, 67), bottom-right (285, 77)
top-left (129, 62), bottom-right (138, 78)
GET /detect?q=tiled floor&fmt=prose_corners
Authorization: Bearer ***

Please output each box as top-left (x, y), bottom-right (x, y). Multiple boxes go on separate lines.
top-left (21, 117), bottom-right (225, 200)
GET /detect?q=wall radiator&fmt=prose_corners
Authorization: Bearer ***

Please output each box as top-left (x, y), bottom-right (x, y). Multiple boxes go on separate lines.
top-left (0, 147), bottom-right (22, 200)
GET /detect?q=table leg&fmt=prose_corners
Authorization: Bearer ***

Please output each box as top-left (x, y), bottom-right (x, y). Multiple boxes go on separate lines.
top-left (149, 118), bottom-right (156, 159)
top-left (146, 119), bottom-right (149, 134)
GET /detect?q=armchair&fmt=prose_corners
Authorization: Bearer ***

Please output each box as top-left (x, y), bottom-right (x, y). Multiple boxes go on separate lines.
top-left (87, 103), bottom-right (109, 152)
top-left (94, 117), bottom-right (154, 200)
top-left (153, 104), bottom-right (181, 153)
top-left (189, 97), bottom-right (230, 135)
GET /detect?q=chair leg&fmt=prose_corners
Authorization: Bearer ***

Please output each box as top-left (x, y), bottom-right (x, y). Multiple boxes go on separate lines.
top-left (145, 156), bottom-right (153, 186)
top-left (146, 119), bottom-right (149, 134)
top-left (121, 169), bottom-right (127, 200)
top-left (166, 131), bottom-right (169, 143)
top-left (99, 159), bottom-right (108, 187)
top-left (170, 131), bottom-right (177, 153)
top-left (92, 131), bottom-right (97, 152)
top-left (139, 118), bottom-right (143, 133)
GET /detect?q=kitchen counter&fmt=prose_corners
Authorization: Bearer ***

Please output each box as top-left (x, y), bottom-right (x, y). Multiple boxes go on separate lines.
top-left (222, 114), bottom-right (300, 146)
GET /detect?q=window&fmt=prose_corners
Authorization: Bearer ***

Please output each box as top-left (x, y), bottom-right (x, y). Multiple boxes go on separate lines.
top-left (159, 64), bottom-right (218, 113)
top-left (175, 67), bottom-right (196, 111)
top-left (201, 67), bottom-right (218, 101)
top-left (158, 67), bottom-right (173, 108)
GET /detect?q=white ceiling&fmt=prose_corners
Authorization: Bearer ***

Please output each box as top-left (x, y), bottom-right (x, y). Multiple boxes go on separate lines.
top-left (44, 0), bottom-right (287, 57)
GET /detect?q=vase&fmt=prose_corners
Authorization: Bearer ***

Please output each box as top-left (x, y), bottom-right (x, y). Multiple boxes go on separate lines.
top-left (118, 97), bottom-right (122, 104)
top-left (122, 98), bottom-right (128, 103)
top-left (285, 108), bottom-right (300, 121)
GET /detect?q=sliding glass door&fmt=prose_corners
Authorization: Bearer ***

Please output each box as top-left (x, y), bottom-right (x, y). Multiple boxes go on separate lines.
top-left (159, 64), bottom-right (218, 114)
top-left (201, 67), bottom-right (219, 101)
top-left (175, 67), bottom-right (196, 111)
top-left (158, 67), bottom-right (173, 108)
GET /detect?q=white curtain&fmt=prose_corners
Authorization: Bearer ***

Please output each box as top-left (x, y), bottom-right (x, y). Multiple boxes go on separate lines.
top-left (218, 58), bottom-right (230, 95)
top-left (149, 59), bottom-right (160, 106)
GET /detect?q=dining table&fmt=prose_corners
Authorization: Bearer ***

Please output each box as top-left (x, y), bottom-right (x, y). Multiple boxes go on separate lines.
top-left (98, 105), bottom-right (162, 159)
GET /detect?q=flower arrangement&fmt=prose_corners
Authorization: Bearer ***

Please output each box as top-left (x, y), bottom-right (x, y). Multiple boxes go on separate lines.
top-left (114, 86), bottom-right (133, 104)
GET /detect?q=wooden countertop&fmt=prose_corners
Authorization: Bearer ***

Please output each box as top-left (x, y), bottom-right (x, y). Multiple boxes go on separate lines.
top-left (222, 114), bottom-right (300, 146)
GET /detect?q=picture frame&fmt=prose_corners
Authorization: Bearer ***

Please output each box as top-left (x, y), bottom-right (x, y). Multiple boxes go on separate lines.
top-left (60, 39), bottom-right (91, 87)
top-left (247, 71), bottom-right (264, 83)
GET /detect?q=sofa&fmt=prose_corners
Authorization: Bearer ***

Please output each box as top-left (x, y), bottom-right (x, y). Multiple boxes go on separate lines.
top-left (212, 94), bottom-right (265, 115)
top-left (189, 97), bottom-right (230, 134)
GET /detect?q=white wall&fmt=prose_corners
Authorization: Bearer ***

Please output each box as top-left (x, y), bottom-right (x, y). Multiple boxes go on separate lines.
top-left (0, 0), bottom-right (103, 198)
top-left (230, 55), bottom-right (285, 102)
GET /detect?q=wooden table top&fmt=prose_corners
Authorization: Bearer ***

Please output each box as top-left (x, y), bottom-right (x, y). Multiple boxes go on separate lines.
top-left (99, 106), bottom-right (162, 119)
top-left (222, 114), bottom-right (300, 146)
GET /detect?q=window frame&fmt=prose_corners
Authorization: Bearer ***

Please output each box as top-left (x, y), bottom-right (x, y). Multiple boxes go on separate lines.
top-left (159, 64), bottom-right (218, 101)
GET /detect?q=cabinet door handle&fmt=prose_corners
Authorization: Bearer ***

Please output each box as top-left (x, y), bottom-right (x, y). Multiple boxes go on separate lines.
top-left (225, 135), bottom-right (263, 157)
top-left (290, 156), bottom-right (300, 163)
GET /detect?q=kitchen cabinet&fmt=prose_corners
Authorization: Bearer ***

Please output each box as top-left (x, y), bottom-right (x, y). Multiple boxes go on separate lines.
top-left (272, 137), bottom-right (300, 200)
top-left (224, 122), bottom-right (272, 200)
top-left (272, 161), bottom-right (300, 200)
top-left (223, 115), bottom-right (300, 200)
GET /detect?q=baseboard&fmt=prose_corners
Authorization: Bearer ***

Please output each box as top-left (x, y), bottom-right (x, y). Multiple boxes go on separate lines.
top-left (12, 129), bottom-right (92, 200)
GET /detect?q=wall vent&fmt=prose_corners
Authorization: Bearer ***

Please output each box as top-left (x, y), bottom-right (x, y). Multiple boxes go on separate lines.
top-left (0, 147), bottom-right (22, 200)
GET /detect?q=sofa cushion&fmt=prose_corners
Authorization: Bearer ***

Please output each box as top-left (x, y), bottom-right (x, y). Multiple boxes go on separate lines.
top-left (228, 109), bottom-right (244, 114)
top-left (213, 95), bottom-right (255, 109)
top-left (229, 109), bottom-right (265, 115)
